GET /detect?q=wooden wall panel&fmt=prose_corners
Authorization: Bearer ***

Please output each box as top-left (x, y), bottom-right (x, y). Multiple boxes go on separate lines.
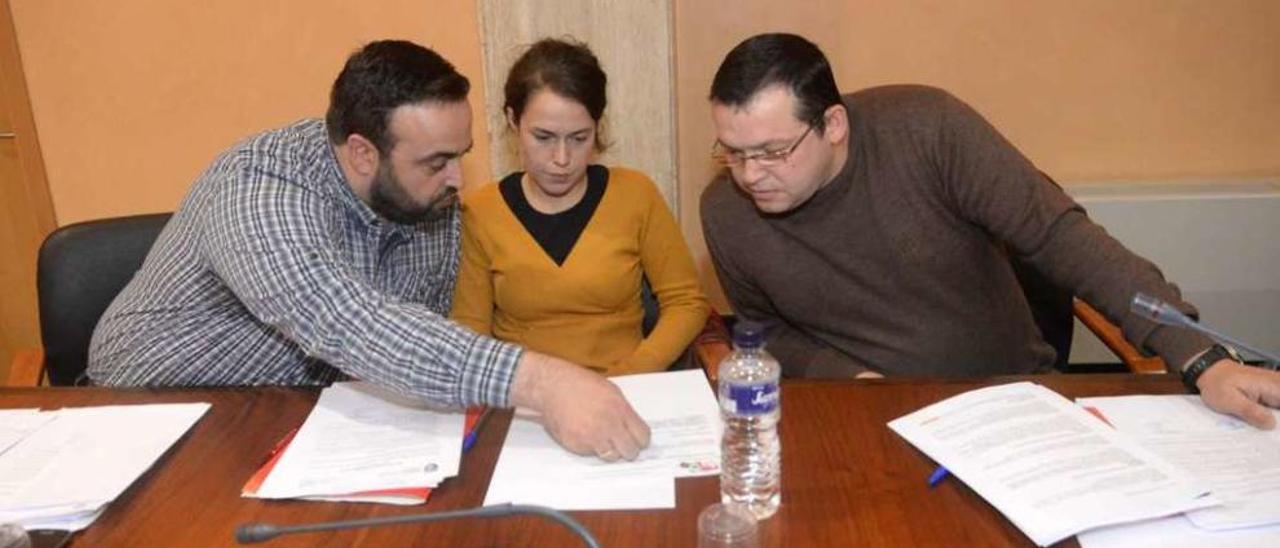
top-left (0, 0), bottom-right (54, 383)
top-left (478, 0), bottom-right (678, 210)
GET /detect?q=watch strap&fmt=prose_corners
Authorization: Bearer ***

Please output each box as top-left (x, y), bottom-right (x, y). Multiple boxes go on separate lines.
top-left (1181, 344), bottom-right (1237, 394)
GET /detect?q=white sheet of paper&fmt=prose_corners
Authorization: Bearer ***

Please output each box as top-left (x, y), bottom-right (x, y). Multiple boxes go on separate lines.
top-left (484, 370), bottom-right (721, 510)
top-left (485, 473), bottom-right (675, 511)
top-left (253, 382), bottom-right (464, 499)
top-left (1078, 395), bottom-right (1280, 530)
top-left (12, 505), bottom-right (105, 532)
top-left (609, 370), bottom-right (722, 477)
top-left (0, 403), bottom-right (210, 528)
top-left (889, 382), bottom-right (1217, 547)
top-left (484, 409), bottom-right (676, 509)
top-left (0, 410), bottom-right (52, 456)
top-left (300, 492), bottom-right (429, 505)
top-left (1079, 514), bottom-right (1280, 548)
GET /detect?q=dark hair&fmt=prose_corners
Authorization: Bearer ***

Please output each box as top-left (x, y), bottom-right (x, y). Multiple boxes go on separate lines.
top-left (326, 40), bottom-right (470, 153)
top-left (709, 33), bottom-right (841, 132)
top-left (503, 37), bottom-right (608, 149)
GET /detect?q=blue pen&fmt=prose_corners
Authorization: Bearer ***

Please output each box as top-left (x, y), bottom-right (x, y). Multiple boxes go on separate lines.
top-left (927, 466), bottom-right (949, 488)
top-left (462, 409), bottom-right (492, 453)
top-left (462, 430), bottom-right (480, 453)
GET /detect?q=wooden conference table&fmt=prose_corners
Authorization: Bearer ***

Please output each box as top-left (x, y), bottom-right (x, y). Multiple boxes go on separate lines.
top-left (1, 374), bottom-right (1188, 547)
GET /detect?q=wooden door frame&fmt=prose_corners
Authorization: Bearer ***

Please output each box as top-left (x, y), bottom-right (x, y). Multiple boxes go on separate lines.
top-left (1, 0), bottom-right (56, 383)
top-left (0, 0), bottom-right (54, 229)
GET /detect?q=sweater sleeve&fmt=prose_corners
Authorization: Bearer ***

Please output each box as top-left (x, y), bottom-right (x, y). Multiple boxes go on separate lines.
top-left (930, 90), bottom-right (1213, 370)
top-left (449, 191), bottom-right (496, 337)
top-left (614, 175), bottom-right (709, 374)
top-left (700, 179), bottom-right (872, 378)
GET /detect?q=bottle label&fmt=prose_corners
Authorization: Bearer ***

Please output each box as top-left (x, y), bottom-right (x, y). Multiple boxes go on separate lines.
top-left (722, 382), bottom-right (779, 415)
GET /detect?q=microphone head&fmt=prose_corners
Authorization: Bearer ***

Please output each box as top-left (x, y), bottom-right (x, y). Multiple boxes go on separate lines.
top-left (1130, 292), bottom-right (1163, 320)
top-left (1130, 292), bottom-right (1191, 327)
top-left (235, 523), bottom-right (280, 544)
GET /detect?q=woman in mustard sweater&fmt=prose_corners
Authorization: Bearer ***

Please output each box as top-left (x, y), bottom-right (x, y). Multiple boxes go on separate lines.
top-left (451, 38), bottom-right (707, 376)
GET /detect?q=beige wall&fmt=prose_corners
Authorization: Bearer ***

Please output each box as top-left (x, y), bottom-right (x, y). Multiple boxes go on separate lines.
top-left (9, 0), bottom-right (491, 226)
top-left (676, 0), bottom-right (1280, 310)
top-left (9, 1), bottom-right (1280, 314)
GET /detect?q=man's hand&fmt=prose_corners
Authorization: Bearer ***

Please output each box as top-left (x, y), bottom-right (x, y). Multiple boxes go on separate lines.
top-left (509, 351), bottom-right (651, 461)
top-left (1197, 359), bottom-right (1280, 429)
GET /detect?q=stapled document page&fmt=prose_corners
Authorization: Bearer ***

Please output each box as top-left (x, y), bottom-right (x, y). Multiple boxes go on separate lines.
top-left (888, 382), bottom-right (1217, 546)
top-left (1078, 394), bottom-right (1280, 530)
top-left (251, 382), bottom-right (465, 499)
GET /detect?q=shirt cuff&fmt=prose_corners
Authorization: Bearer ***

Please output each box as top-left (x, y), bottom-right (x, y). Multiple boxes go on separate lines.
top-left (456, 335), bottom-right (523, 408)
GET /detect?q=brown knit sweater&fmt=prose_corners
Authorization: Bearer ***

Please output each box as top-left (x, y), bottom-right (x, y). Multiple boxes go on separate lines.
top-left (701, 85), bottom-right (1212, 378)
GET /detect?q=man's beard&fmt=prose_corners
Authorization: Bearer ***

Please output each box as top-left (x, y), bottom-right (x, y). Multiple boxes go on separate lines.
top-left (369, 163), bottom-right (458, 225)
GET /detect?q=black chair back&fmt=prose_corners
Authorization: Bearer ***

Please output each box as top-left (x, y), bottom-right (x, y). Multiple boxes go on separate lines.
top-left (640, 276), bottom-right (659, 337)
top-left (37, 213), bottom-right (172, 385)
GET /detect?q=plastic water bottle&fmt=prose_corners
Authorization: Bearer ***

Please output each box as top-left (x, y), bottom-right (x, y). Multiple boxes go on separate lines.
top-left (718, 320), bottom-right (781, 519)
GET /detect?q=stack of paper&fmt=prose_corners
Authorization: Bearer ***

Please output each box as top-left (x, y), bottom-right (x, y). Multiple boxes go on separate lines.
top-left (242, 382), bottom-right (470, 505)
top-left (1076, 395), bottom-right (1280, 547)
top-left (888, 382), bottom-right (1218, 546)
top-left (484, 369), bottom-right (722, 510)
top-left (1079, 513), bottom-right (1280, 548)
top-left (0, 403), bottom-right (210, 531)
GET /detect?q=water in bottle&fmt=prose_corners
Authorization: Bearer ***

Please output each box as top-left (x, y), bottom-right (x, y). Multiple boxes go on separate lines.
top-left (718, 320), bottom-right (781, 519)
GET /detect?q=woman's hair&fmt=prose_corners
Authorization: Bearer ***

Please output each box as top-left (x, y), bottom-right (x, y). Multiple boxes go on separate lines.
top-left (504, 37), bottom-right (608, 150)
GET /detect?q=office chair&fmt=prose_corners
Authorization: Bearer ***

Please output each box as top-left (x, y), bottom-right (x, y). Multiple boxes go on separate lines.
top-left (7, 213), bottom-right (173, 386)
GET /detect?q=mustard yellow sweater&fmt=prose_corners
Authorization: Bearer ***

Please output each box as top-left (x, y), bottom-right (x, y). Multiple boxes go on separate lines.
top-left (451, 166), bottom-right (708, 376)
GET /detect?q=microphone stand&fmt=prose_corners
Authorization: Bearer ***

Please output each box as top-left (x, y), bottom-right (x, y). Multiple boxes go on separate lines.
top-left (235, 503), bottom-right (600, 547)
top-left (1130, 292), bottom-right (1280, 369)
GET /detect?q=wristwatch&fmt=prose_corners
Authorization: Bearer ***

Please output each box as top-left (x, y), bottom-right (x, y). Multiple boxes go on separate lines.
top-left (1181, 344), bottom-right (1242, 394)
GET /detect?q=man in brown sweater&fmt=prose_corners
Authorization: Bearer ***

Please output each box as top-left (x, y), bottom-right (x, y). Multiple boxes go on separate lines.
top-left (701, 33), bottom-right (1280, 428)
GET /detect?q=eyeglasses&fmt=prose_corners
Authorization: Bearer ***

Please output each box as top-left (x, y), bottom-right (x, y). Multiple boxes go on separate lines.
top-left (711, 122), bottom-right (816, 168)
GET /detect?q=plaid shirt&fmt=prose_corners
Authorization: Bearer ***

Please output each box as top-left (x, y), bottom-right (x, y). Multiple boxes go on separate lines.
top-left (88, 119), bottom-right (521, 408)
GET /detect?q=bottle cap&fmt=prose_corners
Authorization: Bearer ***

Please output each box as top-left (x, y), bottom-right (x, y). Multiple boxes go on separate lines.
top-left (732, 321), bottom-right (765, 349)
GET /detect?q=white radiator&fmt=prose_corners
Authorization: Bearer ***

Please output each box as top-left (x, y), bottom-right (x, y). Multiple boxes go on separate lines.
top-left (1063, 179), bottom-right (1280, 364)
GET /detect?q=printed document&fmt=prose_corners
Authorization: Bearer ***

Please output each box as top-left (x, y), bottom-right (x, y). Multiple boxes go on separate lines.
top-left (1078, 395), bottom-right (1280, 530)
top-left (251, 382), bottom-right (465, 499)
top-left (0, 409), bottom-right (51, 455)
top-left (1080, 514), bottom-right (1280, 548)
top-left (888, 382), bottom-right (1217, 546)
top-left (0, 403), bottom-right (210, 530)
top-left (484, 369), bottom-right (721, 510)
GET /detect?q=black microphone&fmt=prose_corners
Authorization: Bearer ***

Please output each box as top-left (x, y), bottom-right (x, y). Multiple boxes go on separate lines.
top-left (1130, 292), bottom-right (1280, 368)
top-left (235, 503), bottom-right (600, 547)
